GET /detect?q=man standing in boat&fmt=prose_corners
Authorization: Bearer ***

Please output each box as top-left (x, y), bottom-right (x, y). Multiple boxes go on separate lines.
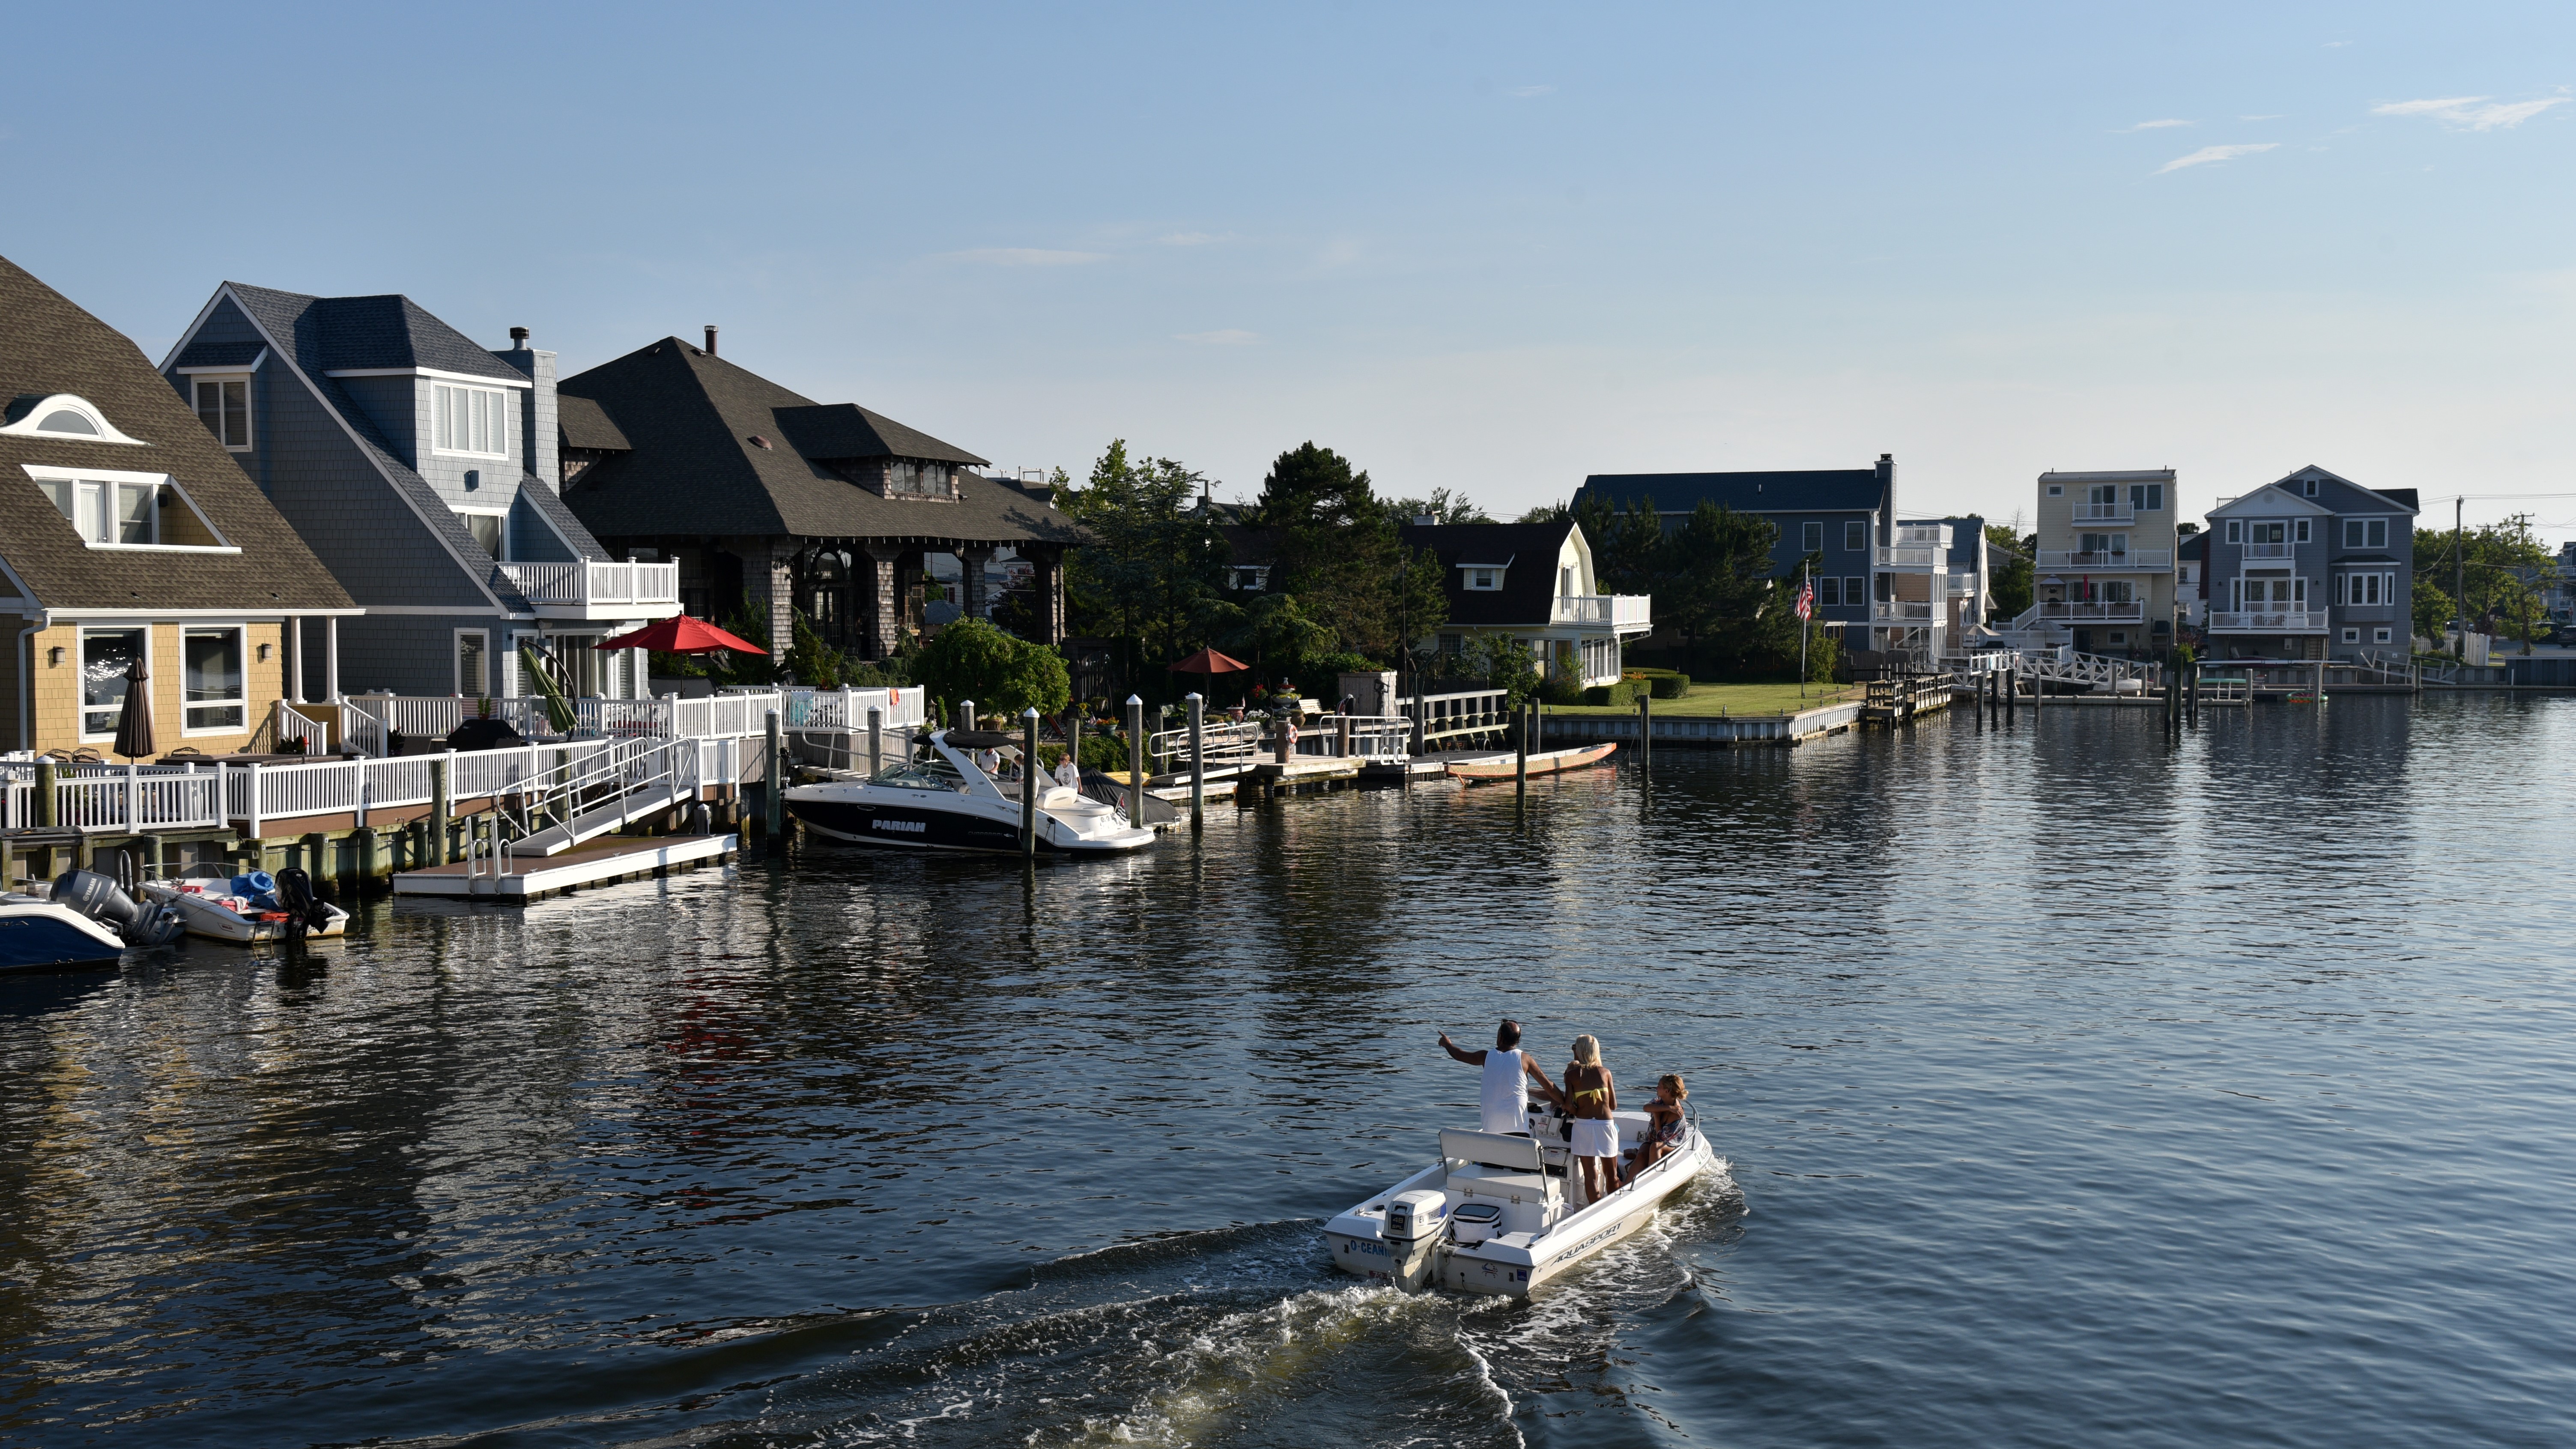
top-left (1439, 1021), bottom-right (1565, 1134)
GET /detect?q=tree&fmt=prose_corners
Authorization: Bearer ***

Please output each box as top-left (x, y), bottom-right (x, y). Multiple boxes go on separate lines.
top-left (1516, 500), bottom-right (1571, 524)
top-left (1060, 440), bottom-right (1227, 682)
top-left (2411, 575), bottom-right (2453, 649)
top-left (1385, 486), bottom-right (1492, 525)
top-left (1255, 441), bottom-right (1374, 530)
top-left (2414, 515), bottom-right (2553, 652)
top-left (911, 617), bottom-right (1070, 721)
top-left (1984, 523), bottom-right (2033, 621)
top-left (1255, 442), bottom-right (1447, 661)
top-left (1470, 635), bottom-right (1541, 711)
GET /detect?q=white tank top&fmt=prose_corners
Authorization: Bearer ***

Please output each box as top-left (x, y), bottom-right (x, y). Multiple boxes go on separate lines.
top-left (1480, 1048), bottom-right (1529, 1132)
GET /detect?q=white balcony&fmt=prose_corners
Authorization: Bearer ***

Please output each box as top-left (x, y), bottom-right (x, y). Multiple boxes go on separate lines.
top-left (497, 560), bottom-right (684, 621)
top-left (2242, 541), bottom-right (2294, 559)
top-left (2073, 502), bottom-right (2135, 522)
top-left (2210, 609), bottom-right (2328, 633)
top-left (1875, 545), bottom-right (1946, 568)
top-left (1872, 600), bottom-right (1938, 624)
top-left (2030, 600), bottom-right (2146, 624)
top-left (1551, 594), bottom-right (1653, 632)
top-left (2036, 549), bottom-right (2172, 570)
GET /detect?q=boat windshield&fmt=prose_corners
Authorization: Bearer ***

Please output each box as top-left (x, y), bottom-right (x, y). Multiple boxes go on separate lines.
top-left (871, 754), bottom-right (970, 792)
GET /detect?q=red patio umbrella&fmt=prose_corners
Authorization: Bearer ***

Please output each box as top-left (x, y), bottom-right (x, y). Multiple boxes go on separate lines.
top-left (1168, 647), bottom-right (1248, 675)
top-left (593, 616), bottom-right (769, 654)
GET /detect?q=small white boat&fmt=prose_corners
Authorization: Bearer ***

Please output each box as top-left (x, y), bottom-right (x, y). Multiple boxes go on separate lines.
top-left (139, 866), bottom-right (349, 944)
top-left (0, 869), bottom-right (187, 972)
top-left (785, 727), bottom-right (1158, 857)
top-left (1324, 1105), bottom-right (1725, 1298)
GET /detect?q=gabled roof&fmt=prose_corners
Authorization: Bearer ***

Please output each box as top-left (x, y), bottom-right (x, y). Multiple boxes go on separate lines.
top-left (558, 338), bottom-right (1075, 545)
top-left (0, 255), bottom-right (352, 613)
top-left (1575, 468), bottom-right (1885, 515)
top-left (557, 393), bottom-right (630, 452)
top-left (2208, 483), bottom-right (2334, 517)
top-left (184, 284), bottom-right (528, 383)
top-left (1396, 520), bottom-right (1574, 627)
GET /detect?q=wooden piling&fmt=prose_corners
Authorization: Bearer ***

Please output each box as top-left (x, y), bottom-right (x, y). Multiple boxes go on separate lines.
top-left (764, 708), bottom-right (784, 839)
top-left (868, 706), bottom-right (883, 777)
top-left (1021, 708), bottom-right (1039, 860)
top-left (1639, 691), bottom-right (1651, 765)
top-left (1186, 693), bottom-right (1205, 831)
top-left (1125, 695), bottom-right (1146, 822)
top-left (1515, 702), bottom-right (1529, 813)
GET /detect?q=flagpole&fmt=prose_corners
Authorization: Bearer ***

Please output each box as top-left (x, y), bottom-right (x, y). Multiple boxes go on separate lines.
top-left (1800, 562), bottom-right (1811, 697)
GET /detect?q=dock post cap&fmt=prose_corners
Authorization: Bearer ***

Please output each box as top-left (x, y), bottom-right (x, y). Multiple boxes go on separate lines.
top-left (1184, 691), bottom-right (1203, 702)
top-left (1021, 706), bottom-right (1040, 718)
top-left (1125, 694), bottom-right (1142, 704)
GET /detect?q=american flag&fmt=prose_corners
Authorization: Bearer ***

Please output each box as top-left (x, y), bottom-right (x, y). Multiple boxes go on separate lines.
top-left (1794, 577), bottom-right (1813, 621)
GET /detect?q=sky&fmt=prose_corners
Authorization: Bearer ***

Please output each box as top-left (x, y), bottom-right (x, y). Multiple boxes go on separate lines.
top-left (5, 2), bottom-right (2571, 535)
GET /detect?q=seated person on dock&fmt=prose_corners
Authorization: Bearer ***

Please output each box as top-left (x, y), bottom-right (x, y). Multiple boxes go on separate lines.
top-left (1628, 1074), bottom-right (1688, 1177)
top-left (1439, 1019), bottom-right (1564, 1133)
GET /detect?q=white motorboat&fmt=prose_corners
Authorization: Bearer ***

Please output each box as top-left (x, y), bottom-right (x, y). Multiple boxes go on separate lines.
top-left (138, 866), bottom-right (349, 944)
top-left (1324, 1104), bottom-right (1727, 1298)
top-left (785, 728), bottom-right (1158, 857)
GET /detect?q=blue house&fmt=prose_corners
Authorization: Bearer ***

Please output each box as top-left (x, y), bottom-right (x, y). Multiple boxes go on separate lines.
top-left (1570, 455), bottom-right (1904, 648)
top-left (158, 287), bottom-right (680, 703)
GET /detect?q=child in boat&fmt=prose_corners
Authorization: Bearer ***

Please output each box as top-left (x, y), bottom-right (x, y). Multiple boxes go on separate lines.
top-left (1630, 1075), bottom-right (1689, 1177)
top-left (1562, 1035), bottom-right (1619, 1203)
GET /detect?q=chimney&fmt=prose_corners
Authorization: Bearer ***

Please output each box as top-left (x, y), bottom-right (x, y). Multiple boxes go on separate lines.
top-left (704, 325), bottom-right (719, 356)
top-left (509, 326), bottom-right (530, 348)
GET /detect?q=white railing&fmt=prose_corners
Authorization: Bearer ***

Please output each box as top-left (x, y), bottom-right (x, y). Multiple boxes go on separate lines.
top-left (1147, 719), bottom-right (1266, 773)
top-left (1293, 714), bottom-right (1412, 762)
top-left (41, 766), bottom-right (227, 833)
top-left (675, 691), bottom-right (786, 740)
top-left (339, 704), bottom-right (387, 758)
top-left (2210, 609), bottom-right (2327, 631)
top-left (1892, 524), bottom-right (1951, 547)
top-left (2243, 541), bottom-right (2293, 559)
top-left (344, 695), bottom-right (551, 745)
top-left (275, 700), bottom-right (331, 755)
top-left (1549, 595), bottom-right (1653, 630)
top-left (2074, 503), bottom-right (2134, 522)
top-left (2026, 601), bottom-right (2146, 624)
top-left (340, 690), bottom-right (834, 748)
top-left (496, 559), bottom-right (681, 607)
top-left (2035, 549), bottom-right (2173, 570)
top-left (1875, 546), bottom-right (1944, 568)
top-left (775, 686), bottom-right (929, 732)
top-left (1872, 601), bottom-right (1937, 623)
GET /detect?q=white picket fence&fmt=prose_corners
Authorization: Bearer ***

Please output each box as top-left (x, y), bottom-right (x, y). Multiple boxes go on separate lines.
top-left (338, 686), bottom-right (923, 752)
top-left (0, 738), bottom-right (746, 837)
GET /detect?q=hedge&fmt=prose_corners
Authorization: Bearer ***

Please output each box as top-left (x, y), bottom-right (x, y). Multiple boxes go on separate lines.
top-left (1583, 678), bottom-right (1651, 708)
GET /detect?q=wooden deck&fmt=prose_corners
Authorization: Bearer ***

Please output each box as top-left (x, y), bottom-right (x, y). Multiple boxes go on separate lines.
top-left (392, 833), bottom-right (735, 902)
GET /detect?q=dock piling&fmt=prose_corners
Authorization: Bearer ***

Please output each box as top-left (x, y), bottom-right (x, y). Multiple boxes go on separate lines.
top-left (429, 758), bottom-right (451, 863)
top-left (764, 709), bottom-right (783, 839)
top-left (1515, 702), bottom-right (1529, 815)
top-left (1186, 693), bottom-right (1205, 832)
top-left (1021, 707), bottom-right (1039, 860)
top-left (1639, 691), bottom-right (1651, 766)
top-left (868, 706), bottom-right (882, 777)
top-left (1125, 695), bottom-right (1145, 823)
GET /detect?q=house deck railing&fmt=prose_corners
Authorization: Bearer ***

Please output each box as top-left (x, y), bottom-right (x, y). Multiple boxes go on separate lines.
top-left (2035, 549), bottom-right (2173, 570)
top-left (1549, 595), bottom-right (1652, 629)
top-left (2210, 609), bottom-right (2328, 632)
top-left (495, 560), bottom-right (681, 608)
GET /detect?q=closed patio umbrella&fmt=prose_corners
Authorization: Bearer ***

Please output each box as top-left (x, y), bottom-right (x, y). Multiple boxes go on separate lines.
top-left (112, 653), bottom-right (154, 762)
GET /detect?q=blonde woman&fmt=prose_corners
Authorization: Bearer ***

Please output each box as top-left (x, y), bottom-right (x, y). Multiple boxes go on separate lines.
top-left (1562, 1035), bottom-right (1620, 1203)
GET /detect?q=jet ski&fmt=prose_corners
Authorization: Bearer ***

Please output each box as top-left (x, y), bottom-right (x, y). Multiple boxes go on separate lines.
top-left (784, 727), bottom-right (1159, 856)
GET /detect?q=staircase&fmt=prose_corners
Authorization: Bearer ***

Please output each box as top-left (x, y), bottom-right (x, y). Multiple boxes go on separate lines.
top-left (505, 738), bottom-right (697, 857)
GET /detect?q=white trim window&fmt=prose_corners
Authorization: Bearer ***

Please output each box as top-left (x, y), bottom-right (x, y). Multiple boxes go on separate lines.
top-left (2342, 627), bottom-right (2360, 643)
top-left (1818, 577), bottom-right (1842, 607)
top-left (1464, 568), bottom-right (1503, 591)
top-left (193, 377), bottom-right (251, 449)
top-left (456, 508), bottom-right (506, 560)
top-left (1844, 520), bottom-right (1865, 551)
top-left (2225, 520), bottom-right (2242, 544)
top-left (38, 473), bottom-right (156, 544)
top-left (433, 383), bottom-right (513, 458)
top-left (1845, 575), bottom-right (1864, 606)
top-left (2128, 482), bottom-right (2165, 512)
top-left (2374, 627), bottom-right (2394, 643)
top-left (182, 626), bottom-right (246, 732)
top-left (2341, 518), bottom-right (2391, 549)
top-left (2334, 572), bottom-right (2396, 606)
top-left (79, 626), bottom-right (147, 738)
top-left (456, 628), bottom-right (490, 697)
top-left (1801, 522), bottom-right (1823, 553)
top-left (2294, 519), bottom-right (2312, 544)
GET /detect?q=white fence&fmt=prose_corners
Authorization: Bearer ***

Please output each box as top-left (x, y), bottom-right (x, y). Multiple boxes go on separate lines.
top-left (341, 688), bottom-right (922, 750)
top-left (495, 559), bottom-right (681, 607)
top-left (1, 738), bottom-right (746, 837)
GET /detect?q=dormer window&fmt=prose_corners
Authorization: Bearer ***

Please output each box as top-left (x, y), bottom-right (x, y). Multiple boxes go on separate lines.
top-left (888, 459), bottom-right (949, 497)
top-left (193, 378), bottom-right (251, 449)
top-left (0, 393), bottom-right (148, 446)
top-left (2302, 477), bottom-right (2319, 497)
top-left (1465, 568), bottom-right (1504, 590)
top-left (24, 465), bottom-right (234, 551)
top-left (433, 384), bottom-right (512, 458)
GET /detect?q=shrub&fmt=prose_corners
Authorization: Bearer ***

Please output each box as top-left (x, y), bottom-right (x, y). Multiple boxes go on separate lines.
top-left (911, 617), bottom-right (1072, 719)
top-left (1584, 678), bottom-right (1650, 708)
top-left (1650, 673), bottom-right (1691, 699)
top-left (1538, 675), bottom-right (1587, 706)
top-left (1079, 732), bottom-right (1129, 771)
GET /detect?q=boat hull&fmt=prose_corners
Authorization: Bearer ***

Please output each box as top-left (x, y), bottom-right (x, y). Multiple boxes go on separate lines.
top-left (1448, 742), bottom-right (1617, 782)
top-left (0, 903), bottom-right (128, 974)
top-left (786, 789), bottom-right (1155, 856)
top-left (140, 885), bottom-right (348, 944)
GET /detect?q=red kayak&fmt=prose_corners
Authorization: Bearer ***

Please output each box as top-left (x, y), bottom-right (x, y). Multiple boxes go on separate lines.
top-left (1447, 742), bottom-right (1618, 782)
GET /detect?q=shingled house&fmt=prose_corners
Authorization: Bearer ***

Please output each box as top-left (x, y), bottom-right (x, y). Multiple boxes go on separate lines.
top-left (1, 254), bottom-right (355, 756)
top-left (158, 283), bottom-right (678, 702)
top-left (556, 331), bottom-right (1083, 662)
top-left (1397, 519), bottom-right (1652, 686)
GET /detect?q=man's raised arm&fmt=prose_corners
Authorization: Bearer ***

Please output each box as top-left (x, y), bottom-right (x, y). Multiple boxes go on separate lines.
top-left (1438, 1032), bottom-right (1486, 1065)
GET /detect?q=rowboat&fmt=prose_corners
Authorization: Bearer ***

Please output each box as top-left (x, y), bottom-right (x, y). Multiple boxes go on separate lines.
top-left (1446, 741), bottom-right (1616, 782)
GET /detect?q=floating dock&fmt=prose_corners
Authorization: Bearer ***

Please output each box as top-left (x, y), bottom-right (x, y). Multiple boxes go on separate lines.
top-left (393, 833), bottom-right (736, 902)
top-left (1543, 699), bottom-right (1863, 748)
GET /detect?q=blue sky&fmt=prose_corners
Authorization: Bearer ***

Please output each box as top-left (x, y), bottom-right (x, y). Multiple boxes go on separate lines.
top-left (6, 3), bottom-right (2570, 532)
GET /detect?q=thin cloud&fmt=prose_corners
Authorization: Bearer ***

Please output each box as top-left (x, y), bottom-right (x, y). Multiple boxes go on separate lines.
top-left (2372, 96), bottom-right (2568, 131)
top-left (943, 247), bottom-right (1108, 266)
top-left (2120, 118), bottom-right (2192, 131)
top-left (1507, 84), bottom-right (1554, 98)
top-left (1158, 231), bottom-right (1235, 246)
top-left (1175, 329), bottom-right (1259, 345)
top-left (2156, 142), bottom-right (2279, 174)
top-left (2241, 114), bottom-right (2284, 120)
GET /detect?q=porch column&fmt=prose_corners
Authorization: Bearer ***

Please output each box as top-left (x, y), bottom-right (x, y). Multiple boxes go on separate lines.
top-left (1024, 544), bottom-right (1067, 645)
top-left (325, 616), bottom-right (340, 701)
top-left (895, 550), bottom-right (926, 645)
top-left (285, 615), bottom-right (302, 704)
top-left (854, 544), bottom-right (900, 659)
top-left (731, 535), bottom-right (797, 660)
top-left (958, 544), bottom-right (997, 622)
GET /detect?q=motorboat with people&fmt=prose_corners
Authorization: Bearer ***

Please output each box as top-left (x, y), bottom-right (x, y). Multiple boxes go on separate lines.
top-left (784, 727), bottom-right (1159, 856)
top-left (137, 865), bottom-right (349, 944)
top-left (0, 869), bottom-right (186, 973)
top-left (1323, 1096), bottom-right (1725, 1298)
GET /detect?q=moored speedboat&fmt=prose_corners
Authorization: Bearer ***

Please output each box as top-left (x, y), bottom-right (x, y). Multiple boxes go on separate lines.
top-left (785, 728), bottom-right (1158, 856)
top-left (1323, 1104), bottom-right (1724, 1297)
top-left (138, 866), bottom-right (349, 944)
top-left (0, 869), bottom-right (187, 973)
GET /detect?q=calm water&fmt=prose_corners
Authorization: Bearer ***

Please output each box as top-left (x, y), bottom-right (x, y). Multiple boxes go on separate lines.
top-left (5, 696), bottom-right (2573, 1447)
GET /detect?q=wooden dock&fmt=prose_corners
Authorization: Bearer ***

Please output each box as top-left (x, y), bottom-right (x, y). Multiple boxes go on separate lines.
top-left (1245, 756), bottom-right (1365, 796)
top-left (1544, 699), bottom-right (1863, 749)
top-left (393, 833), bottom-right (735, 902)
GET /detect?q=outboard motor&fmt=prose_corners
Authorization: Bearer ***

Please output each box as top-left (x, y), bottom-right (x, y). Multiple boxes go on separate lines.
top-left (1381, 1189), bottom-right (1450, 1291)
top-left (50, 869), bottom-right (185, 948)
top-left (273, 867), bottom-right (326, 943)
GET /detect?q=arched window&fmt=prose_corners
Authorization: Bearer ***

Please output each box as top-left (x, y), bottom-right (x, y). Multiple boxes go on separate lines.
top-left (0, 394), bottom-right (146, 445)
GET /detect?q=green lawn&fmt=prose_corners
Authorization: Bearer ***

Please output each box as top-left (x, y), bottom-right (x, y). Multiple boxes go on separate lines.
top-left (1547, 681), bottom-right (1863, 717)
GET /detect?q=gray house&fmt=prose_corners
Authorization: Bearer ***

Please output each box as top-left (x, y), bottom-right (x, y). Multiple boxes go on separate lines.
top-left (159, 286), bottom-right (679, 701)
top-left (1570, 455), bottom-right (1901, 647)
top-left (2203, 466), bottom-right (2418, 661)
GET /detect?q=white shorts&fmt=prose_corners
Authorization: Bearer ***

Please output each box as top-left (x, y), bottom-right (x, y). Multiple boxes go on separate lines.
top-left (1570, 1117), bottom-right (1618, 1159)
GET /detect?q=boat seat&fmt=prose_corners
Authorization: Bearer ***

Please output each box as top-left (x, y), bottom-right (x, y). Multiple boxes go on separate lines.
top-left (1448, 1163), bottom-right (1550, 1202)
top-left (1440, 1129), bottom-right (1543, 1171)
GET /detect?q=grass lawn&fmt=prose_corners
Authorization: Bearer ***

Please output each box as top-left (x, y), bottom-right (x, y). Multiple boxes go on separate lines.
top-left (1547, 681), bottom-right (1862, 717)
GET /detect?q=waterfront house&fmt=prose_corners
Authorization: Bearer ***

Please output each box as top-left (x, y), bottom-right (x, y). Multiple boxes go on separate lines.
top-left (1572, 457), bottom-right (1926, 652)
top-left (158, 284), bottom-right (678, 702)
top-left (1878, 515), bottom-right (1992, 656)
top-left (2177, 529), bottom-right (2208, 630)
top-left (2007, 469), bottom-right (2181, 656)
top-left (556, 330), bottom-right (1082, 662)
top-left (2, 255), bottom-right (355, 757)
top-left (1401, 520), bottom-right (1651, 686)
top-left (2202, 466), bottom-right (2418, 661)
